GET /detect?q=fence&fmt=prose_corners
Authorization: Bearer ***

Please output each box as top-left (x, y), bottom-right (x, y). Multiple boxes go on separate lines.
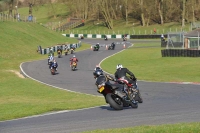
top-left (38, 41), bottom-right (82, 55)
top-left (50, 27), bottom-right (191, 36)
top-left (0, 13), bottom-right (36, 23)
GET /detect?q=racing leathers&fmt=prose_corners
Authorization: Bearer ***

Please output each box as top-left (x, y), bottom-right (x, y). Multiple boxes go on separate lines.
top-left (114, 68), bottom-right (136, 86)
top-left (70, 57), bottom-right (78, 67)
top-left (57, 47), bottom-right (62, 54)
top-left (50, 61), bottom-right (58, 71)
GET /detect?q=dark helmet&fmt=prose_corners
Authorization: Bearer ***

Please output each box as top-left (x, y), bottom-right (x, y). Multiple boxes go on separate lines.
top-left (93, 70), bottom-right (103, 78)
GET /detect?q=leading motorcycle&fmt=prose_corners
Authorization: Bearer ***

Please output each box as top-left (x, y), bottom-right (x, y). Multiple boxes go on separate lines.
top-left (95, 75), bottom-right (138, 110)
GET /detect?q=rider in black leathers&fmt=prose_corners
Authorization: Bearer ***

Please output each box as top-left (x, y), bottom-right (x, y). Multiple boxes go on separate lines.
top-left (114, 64), bottom-right (137, 87)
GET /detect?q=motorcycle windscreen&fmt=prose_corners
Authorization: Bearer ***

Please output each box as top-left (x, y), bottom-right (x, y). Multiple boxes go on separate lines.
top-left (96, 75), bottom-right (106, 85)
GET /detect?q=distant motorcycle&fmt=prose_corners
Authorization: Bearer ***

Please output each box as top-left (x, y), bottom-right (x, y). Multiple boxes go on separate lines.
top-left (48, 55), bottom-right (54, 65)
top-left (71, 61), bottom-right (77, 71)
top-left (104, 35), bottom-right (108, 41)
top-left (50, 64), bottom-right (57, 75)
top-left (70, 48), bottom-right (74, 54)
top-left (108, 43), bottom-right (115, 50)
top-left (57, 50), bottom-right (62, 58)
top-left (93, 45), bottom-right (100, 51)
top-left (64, 48), bottom-right (69, 56)
top-left (123, 37), bottom-right (127, 41)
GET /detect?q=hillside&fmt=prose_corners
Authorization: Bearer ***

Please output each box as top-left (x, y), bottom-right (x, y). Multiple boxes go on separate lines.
top-left (0, 21), bottom-right (77, 69)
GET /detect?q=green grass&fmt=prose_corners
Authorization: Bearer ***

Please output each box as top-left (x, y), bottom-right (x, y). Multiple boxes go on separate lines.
top-left (0, 21), bottom-right (104, 121)
top-left (82, 122), bottom-right (200, 133)
top-left (101, 43), bottom-right (200, 82)
top-left (66, 20), bottom-right (191, 35)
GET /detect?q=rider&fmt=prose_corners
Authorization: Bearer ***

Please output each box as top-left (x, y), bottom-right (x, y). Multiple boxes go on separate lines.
top-left (50, 59), bottom-right (58, 71)
top-left (48, 54), bottom-right (54, 66)
top-left (48, 48), bottom-right (54, 57)
top-left (114, 64), bottom-right (137, 87)
top-left (94, 43), bottom-right (100, 50)
top-left (94, 64), bottom-right (103, 73)
top-left (57, 46), bottom-right (62, 55)
top-left (71, 44), bottom-right (76, 50)
top-left (70, 55), bottom-right (78, 67)
top-left (111, 42), bottom-right (115, 49)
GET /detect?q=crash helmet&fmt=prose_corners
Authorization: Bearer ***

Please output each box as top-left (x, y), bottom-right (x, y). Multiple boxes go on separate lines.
top-left (93, 70), bottom-right (103, 78)
top-left (73, 55), bottom-right (76, 58)
top-left (116, 64), bottom-right (123, 70)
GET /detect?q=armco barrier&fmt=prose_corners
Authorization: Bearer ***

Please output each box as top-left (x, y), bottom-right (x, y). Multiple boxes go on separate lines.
top-left (39, 41), bottom-right (81, 55)
top-left (62, 34), bottom-right (130, 39)
top-left (161, 49), bottom-right (200, 57)
top-left (62, 34), bottom-right (163, 39)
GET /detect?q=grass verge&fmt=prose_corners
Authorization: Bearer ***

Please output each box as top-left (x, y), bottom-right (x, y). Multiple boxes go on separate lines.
top-left (82, 122), bottom-right (200, 133)
top-left (0, 21), bottom-right (104, 121)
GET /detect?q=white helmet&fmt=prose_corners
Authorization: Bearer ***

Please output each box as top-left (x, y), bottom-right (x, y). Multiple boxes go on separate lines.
top-left (116, 64), bottom-right (123, 70)
top-left (73, 55), bottom-right (76, 58)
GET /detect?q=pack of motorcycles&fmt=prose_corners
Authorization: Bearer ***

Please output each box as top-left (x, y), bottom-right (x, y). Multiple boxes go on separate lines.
top-left (48, 36), bottom-right (143, 110)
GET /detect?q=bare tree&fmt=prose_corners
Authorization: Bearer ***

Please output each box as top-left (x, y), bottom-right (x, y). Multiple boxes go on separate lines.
top-left (99, 0), bottom-right (114, 29)
top-left (182, 0), bottom-right (186, 27)
top-left (158, 0), bottom-right (164, 25)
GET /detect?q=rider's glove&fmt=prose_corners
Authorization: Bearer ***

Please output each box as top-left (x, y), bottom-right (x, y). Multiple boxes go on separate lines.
top-left (132, 77), bottom-right (137, 81)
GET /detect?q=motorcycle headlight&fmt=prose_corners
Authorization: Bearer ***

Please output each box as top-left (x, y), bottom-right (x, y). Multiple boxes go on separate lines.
top-left (98, 83), bottom-right (105, 88)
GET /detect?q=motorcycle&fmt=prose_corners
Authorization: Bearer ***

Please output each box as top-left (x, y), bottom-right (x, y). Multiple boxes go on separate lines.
top-left (93, 45), bottom-right (99, 51)
top-left (117, 77), bottom-right (143, 103)
top-left (50, 64), bottom-right (57, 75)
top-left (57, 50), bottom-right (62, 58)
top-left (95, 75), bottom-right (138, 110)
top-left (123, 37), bottom-right (127, 41)
top-left (108, 44), bottom-right (115, 50)
top-left (80, 35), bottom-right (84, 39)
top-left (71, 61), bottom-right (77, 71)
top-left (48, 55), bottom-right (54, 65)
top-left (64, 48), bottom-right (69, 56)
top-left (104, 35), bottom-right (108, 41)
top-left (70, 48), bottom-right (75, 54)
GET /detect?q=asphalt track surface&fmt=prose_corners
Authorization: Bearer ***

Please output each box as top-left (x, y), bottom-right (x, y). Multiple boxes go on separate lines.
top-left (1, 39), bottom-right (200, 133)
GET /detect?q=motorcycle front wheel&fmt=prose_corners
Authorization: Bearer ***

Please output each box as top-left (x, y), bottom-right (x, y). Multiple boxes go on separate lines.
top-left (106, 93), bottom-right (123, 110)
top-left (51, 68), bottom-right (55, 75)
top-left (134, 90), bottom-right (143, 103)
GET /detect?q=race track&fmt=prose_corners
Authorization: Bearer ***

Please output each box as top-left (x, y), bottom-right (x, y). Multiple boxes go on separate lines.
top-left (1, 39), bottom-right (200, 133)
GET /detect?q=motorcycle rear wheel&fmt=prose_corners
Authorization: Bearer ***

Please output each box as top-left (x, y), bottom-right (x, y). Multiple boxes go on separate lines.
top-left (106, 93), bottom-right (123, 110)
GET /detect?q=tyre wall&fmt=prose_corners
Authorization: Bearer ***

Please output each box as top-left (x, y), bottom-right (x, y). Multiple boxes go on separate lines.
top-left (161, 49), bottom-right (200, 57)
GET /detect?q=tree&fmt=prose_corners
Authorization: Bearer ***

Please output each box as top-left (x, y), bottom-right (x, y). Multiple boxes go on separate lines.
top-left (158, 0), bottom-right (164, 25)
top-left (182, 0), bottom-right (186, 27)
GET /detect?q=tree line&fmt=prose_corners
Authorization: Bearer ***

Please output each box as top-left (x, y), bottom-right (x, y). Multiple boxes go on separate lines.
top-left (1, 0), bottom-right (200, 29)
